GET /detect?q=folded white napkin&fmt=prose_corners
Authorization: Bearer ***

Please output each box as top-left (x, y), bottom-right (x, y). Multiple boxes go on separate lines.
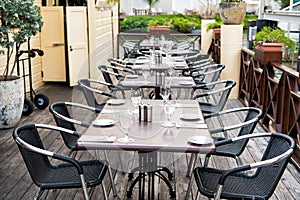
top-left (176, 122), bottom-right (207, 129)
top-left (78, 135), bottom-right (116, 143)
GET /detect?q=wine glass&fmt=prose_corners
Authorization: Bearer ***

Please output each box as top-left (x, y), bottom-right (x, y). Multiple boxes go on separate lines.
top-left (160, 85), bottom-right (170, 103)
top-left (167, 64), bottom-right (174, 77)
top-left (161, 100), bottom-right (176, 128)
top-left (117, 110), bottom-right (134, 143)
top-left (142, 65), bottom-right (150, 82)
top-left (131, 89), bottom-right (142, 115)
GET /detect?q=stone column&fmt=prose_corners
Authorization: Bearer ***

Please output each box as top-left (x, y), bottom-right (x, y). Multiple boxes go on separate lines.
top-left (220, 24), bottom-right (243, 99)
top-left (201, 19), bottom-right (215, 54)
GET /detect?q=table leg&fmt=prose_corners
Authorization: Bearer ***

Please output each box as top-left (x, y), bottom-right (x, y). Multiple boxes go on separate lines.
top-left (126, 151), bottom-right (176, 199)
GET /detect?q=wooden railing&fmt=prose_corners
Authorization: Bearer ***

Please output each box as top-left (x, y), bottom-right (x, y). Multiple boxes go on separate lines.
top-left (239, 48), bottom-right (300, 169)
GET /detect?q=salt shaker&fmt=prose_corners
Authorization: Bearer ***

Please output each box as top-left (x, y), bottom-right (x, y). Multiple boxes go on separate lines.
top-left (161, 72), bottom-right (165, 86)
top-left (146, 104), bottom-right (152, 122)
top-left (139, 103), bottom-right (146, 122)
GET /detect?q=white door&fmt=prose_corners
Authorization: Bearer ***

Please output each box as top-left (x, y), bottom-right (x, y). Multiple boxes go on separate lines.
top-left (66, 7), bottom-right (89, 86)
top-left (41, 7), bottom-right (66, 82)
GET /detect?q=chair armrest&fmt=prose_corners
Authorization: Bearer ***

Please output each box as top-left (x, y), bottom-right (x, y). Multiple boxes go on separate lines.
top-left (215, 132), bottom-right (295, 185)
top-left (204, 107), bottom-right (262, 133)
top-left (192, 80), bottom-right (234, 99)
top-left (50, 102), bottom-right (100, 128)
top-left (79, 79), bottom-right (117, 98)
top-left (15, 124), bottom-right (84, 174)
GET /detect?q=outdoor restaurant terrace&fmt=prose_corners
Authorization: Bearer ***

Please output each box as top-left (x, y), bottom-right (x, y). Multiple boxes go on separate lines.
top-left (1, 0), bottom-right (300, 200)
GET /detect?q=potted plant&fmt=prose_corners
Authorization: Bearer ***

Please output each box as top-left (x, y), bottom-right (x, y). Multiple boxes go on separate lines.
top-left (0, 0), bottom-right (43, 128)
top-left (254, 27), bottom-right (297, 64)
top-left (219, 0), bottom-right (247, 25)
top-left (199, 0), bottom-right (219, 20)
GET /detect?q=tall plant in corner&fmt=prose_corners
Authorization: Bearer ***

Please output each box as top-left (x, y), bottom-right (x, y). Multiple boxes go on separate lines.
top-left (142, 0), bottom-right (160, 15)
top-left (0, 0), bottom-right (43, 81)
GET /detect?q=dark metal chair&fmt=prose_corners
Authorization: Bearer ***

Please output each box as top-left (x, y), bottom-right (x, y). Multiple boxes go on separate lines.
top-left (204, 107), bottom-right (263, 166)
top-left (191, 132), bottom-right (295, 200)
top-left (77, 78), bottom-right (117, 110)
top-left (49, 101), bottom-right (100, 156)
top-left (49, 101), bottom-right (118, 198)
top-left (185, 107), bottom-right (262, 180)
top-left (191, 64), bottom-right (225, 86)
top-left (12, 124), bottom-right (109, 200)
top-left (192, 80), bottom-right (236, 114)
top-left (182, 58), bottom-right (214, 77)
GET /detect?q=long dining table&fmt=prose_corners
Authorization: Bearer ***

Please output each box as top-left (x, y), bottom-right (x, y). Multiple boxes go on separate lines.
top-left (76, 99), bottom-right (215, 199)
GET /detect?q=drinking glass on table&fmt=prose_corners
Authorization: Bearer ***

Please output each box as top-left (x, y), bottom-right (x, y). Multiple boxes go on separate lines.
top-left (167, 64), bottom-right (174, 77)
top-left (160, 85), bottom-right (170, 103)
top-left (161, 100), bottom-right (176, 128)
top-left (141, 65), bottom-right (150, 82)
top-left (131, 89), bottom-right (142, 115)
top-left (117, 110), bottom-right (134, 143)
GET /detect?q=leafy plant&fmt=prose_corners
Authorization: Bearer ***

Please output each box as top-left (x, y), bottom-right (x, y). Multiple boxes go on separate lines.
top-left (255, 26), bottom-right (296, 50)
top-left (121, 14), bottom-right (201, 33)
top-left (142, 0), bottom-right (160, 14)
top-left (0, 0), bottom-right (43, 81)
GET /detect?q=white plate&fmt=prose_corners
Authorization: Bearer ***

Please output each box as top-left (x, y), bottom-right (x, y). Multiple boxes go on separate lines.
top-left (137, 56), bottom-right (148, 60)
top-left (174, 58), bottom-right (185, 62)
top-left (178, 81), bottom-right (193, 86)
top-left (107, 99), bottom-right (126, 105)
top-left (174, 64), bottom-right (186, 69)
top-left (180, 113), bottom-right (201, 121)
top-left (126, 74), bottom-right (139, 79)
top-left (135, 59), bottom-right (149, 65)
top-left (92, 119), bottom-right (114, 127)
top-left (188, 136), bottom-right (213, 145)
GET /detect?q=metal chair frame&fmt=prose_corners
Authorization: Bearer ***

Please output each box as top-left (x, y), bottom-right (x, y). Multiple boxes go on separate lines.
top-left (13, 124), bottom-right (109, 200)
top-left (49, 101), bottom-right (118, 198)
top-left (78, 78), bottom-right (117, 110)
top-left (191, 132), bottom-right (295, 200)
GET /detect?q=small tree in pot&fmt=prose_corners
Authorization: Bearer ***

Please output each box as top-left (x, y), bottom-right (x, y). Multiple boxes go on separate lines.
top-left (0, 0), bottom-right (43, 81)
top-left (0, 0), bottom-right (43, 128)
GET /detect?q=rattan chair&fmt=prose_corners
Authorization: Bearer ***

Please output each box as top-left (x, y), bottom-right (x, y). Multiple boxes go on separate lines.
top-left (49, 101), bottom-right (118, 198)
top-left (185, 107), bottom-right (262, 180)
top-left (13, 124), bottom-right (109, 200)
top-left (77, 78), bottom-right (117, 110)
top-left (203, 107), bottom-right (263, 166)
top-left (191, 64), bottom-right (225, 86)
top-left (191, 132), bottom-right (295, 200)
top-left (193, 80), bottom-right (236, 114)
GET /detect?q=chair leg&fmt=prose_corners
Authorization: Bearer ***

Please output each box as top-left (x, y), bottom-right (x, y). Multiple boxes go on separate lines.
top-left (195, 191), bottom-right (200, 200)
top-left (103, 150), bottom-right (118, 198)
top-left (204, 154), bottom-right (211, 167)
top-left (33, 188), bottom-right (44, 200)
top-left (80, 174), bottom-right (90, 200)
top-left (186, 153), bottom-right (199, 177)
top-left (185, 172), bottom-right (194, 200)
top-left (101, 181), bottom-right (108, 200)
top-left (235, 156), bottom-right (242, 166)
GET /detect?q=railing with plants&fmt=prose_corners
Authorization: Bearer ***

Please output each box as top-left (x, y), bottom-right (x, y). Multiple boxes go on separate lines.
top-left (239, 48), bottom-right (300, 169)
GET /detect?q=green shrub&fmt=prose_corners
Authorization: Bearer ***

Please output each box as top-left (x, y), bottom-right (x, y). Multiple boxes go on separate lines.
top-left (120, 14), bottom-right (201, 33)
top-left (255, 26), bottom-right (296, 50)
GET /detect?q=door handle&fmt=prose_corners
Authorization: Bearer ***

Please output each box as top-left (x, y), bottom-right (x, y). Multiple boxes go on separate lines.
top-left (52, 43), bottom-right (64, 47)
top-left (70, 46), bottom-right (73, 51)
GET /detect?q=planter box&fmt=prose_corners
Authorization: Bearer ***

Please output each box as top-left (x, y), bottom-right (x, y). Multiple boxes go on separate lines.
top-left (213, 28), bottom-right (221, 40)
top-left (149, 26), bottom-right (170, 36)
top-left (254, 43), bottom-right (283, 65)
